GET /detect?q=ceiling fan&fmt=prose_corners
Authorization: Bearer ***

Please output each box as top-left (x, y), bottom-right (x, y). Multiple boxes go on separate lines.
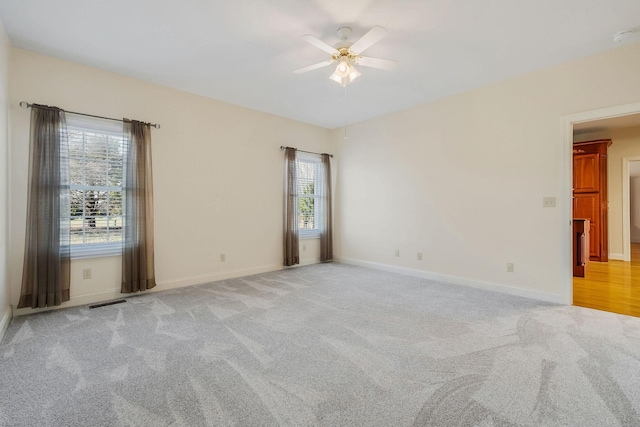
top-left (295, 26), bottom-right (397, 87)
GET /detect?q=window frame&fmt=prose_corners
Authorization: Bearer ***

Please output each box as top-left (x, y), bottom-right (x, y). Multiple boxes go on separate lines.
top-left (297, 152), bottom-right (322, 239)
top-left (66, 115), bottom-right (125, 259)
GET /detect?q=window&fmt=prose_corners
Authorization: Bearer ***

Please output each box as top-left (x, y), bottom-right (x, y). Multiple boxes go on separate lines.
top-left (297, 153), bottom-right (322, 238)
top-left (67, 115), bottom-right (125, 258)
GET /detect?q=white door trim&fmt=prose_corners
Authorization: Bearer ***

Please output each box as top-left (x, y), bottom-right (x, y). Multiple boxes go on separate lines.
top-left (561, 101), bottom-right (640, 305)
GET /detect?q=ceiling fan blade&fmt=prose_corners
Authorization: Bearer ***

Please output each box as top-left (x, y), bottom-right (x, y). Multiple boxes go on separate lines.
top-left (356, 56), bottom-right (398, 70)
top-left (294, 60), bottom-right (334, 74)
top-left (348, 26), bottom-right (387, 55)
top-left (302, 34), bottom-right (339, 55)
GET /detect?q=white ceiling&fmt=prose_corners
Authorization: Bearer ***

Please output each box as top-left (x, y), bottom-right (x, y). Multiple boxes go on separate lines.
top-left (0, 0), bottom-right (639, 129)
top-left (573, 113), bottom-right (640, 135)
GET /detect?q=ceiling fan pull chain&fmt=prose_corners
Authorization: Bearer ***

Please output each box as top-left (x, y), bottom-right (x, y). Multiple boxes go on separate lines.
top-left (344, 86), bottom-right (348, 140)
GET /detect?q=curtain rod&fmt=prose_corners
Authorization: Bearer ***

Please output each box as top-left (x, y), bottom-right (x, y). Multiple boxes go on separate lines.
top-left (280, 146), bottom-right (333, 158)
top-left (19, 101), bottom-right (161, 129)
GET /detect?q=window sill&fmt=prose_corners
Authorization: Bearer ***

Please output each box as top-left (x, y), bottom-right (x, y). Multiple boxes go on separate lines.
top-left (70, 243), bottom-right (122, 260)
top-left (299, 229), bottom-right (320, 239)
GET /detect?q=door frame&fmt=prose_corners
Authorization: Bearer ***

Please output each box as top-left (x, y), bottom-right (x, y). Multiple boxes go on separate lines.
top-left (623, 156), bottom-right (640, 261)
top-left (561, 101), bottom-right (640, 305)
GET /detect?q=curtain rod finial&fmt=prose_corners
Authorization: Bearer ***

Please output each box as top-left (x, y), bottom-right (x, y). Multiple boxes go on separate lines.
top-left (19, 101), bottom-right (29, 109)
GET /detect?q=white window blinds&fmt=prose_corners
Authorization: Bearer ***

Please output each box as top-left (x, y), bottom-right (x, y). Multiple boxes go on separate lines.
top-left (67, 115), bottom-right (125, 258)
top-left (297, 152), bottom-right (322, 238)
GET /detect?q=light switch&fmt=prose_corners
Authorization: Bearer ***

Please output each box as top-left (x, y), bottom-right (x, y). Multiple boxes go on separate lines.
top-left (543, 197), bottom-right (556, 207)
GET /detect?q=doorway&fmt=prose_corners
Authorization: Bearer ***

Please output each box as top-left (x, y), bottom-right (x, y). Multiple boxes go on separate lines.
top-left (568, 109), bottom-right (640, 316)
top-left (623, 158), bottom-right (640, 261)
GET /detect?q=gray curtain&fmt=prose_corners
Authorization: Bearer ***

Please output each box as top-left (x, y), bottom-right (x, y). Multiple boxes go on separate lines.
top-left (18, 105), bottom-right (71, 308)
top-left (319, 153), bottom-right (333, 262)
top-left (121, 120), bottom-right (156, 293)
top-left (284, 147), bottom-right (299, 266)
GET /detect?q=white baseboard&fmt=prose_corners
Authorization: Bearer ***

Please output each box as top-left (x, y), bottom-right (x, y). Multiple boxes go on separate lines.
top-left (156, 263), bottom-right (284, 290)
top-left (12, 289), bottom-right (124, 317)
top-left (609, 253), bottom-right (625, 261)
top-left (334, 257), bottom-right (565, 305)
top-left (0, 306), bottom-right (12, 344)
top-left (12, 263), bottom-right (287, 317)
top-left (298, 257), bottom-right (322, 267)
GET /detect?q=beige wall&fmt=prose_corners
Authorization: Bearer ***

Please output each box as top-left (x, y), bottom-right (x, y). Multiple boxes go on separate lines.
top-left (0, 20), bottom-right (9, 335)
top-left (632, 175), bottom-right (640, 243)
top-left (333, 43), bottom-right (640, 302)
top-left (6, 41), bottom-right (640, 314)
top-left (9, 48), bottom-right (331, 313)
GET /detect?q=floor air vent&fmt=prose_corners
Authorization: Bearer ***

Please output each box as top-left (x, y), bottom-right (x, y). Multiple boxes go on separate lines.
top-left (89, 299), bottom-right (126, 309)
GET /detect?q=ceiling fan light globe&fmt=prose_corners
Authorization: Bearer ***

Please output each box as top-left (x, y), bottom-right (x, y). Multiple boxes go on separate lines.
top-left (329, 72), bottom-right (350, 87)
top-left (348, 65), bottom-right (361, 80)
top-left (329, 72), bottom-right (343, 85)
top-left (335, 57), bottom-right (350, 78)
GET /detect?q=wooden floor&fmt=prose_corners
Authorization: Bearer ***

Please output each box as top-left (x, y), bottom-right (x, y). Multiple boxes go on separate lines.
top-left (573, 243), bottom-right (640, 317)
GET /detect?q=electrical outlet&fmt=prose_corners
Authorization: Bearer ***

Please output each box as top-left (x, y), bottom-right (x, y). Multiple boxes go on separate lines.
top-left (417, 252), bottom-right (423, 261)
top-left (83, 268), bottom-right (92, 279)
top-left (507, 263), bottom-right (514, 273)
top-left (394, 249), bottom-right (400, 257)
top-left (543, 197), bottom-right (556, 207)
top-left (220, 254), bottom-right (226, 262)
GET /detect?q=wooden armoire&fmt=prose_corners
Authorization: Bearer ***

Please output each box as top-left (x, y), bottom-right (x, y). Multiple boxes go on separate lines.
top-left (572, 139), bottom-right (611, 262)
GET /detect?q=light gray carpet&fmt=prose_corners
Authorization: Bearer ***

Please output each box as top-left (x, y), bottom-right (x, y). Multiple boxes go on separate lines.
top-left (1, 263), bottom-right (639, 426)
